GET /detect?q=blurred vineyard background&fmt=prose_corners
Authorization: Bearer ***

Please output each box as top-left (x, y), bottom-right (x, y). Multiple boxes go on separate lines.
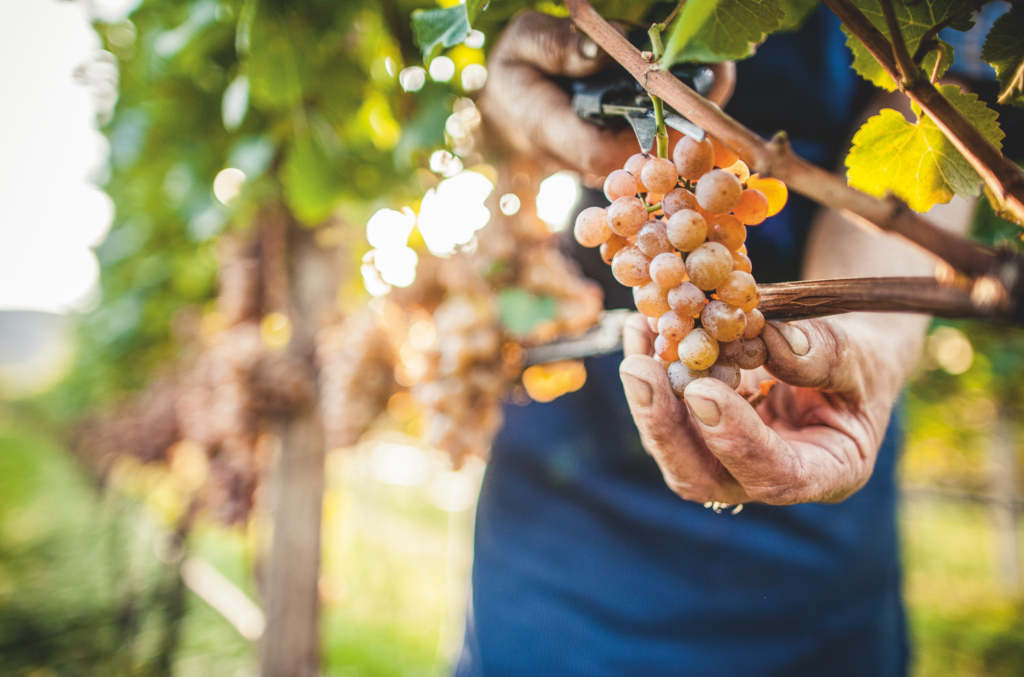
top-left (3, 0), bottom-right (1024, 675)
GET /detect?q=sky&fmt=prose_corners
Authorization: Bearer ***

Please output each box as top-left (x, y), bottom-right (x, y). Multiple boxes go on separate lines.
top-left (0, 0), bottom-right (137, 313)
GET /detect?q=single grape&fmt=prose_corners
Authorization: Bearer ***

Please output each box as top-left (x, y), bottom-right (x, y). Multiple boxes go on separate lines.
top-left (662, 187), bottom-right (697, 216)
top-left (655, 335), bottom-right (680, 362)
top-left (650, 252), bottom-right (688, 288)
top-left (624, 152), bottom-right (651, 177)
top-left (722, 159), bottom-right (750, 183)
top-left (611, 245), bottom-right (652, 287)
top-left (604, 169), bottom-right (638, 202)
top-left (573, 206), bottom-right (612, 247)
top-left (695, 202), bottom-right (718, 223)
top-left (633, 281), bottom-right (671, 317)
top-left (601, 233), bottom-right (630, 265)
top-left (733, 189), bottom-right (769, 226)
top-left (737, 244), bottom-right (747, 255)
top-left (636, 220), bottom-right (674, 258)
top-left (666, 209), bottom-right (707, 252)
top-left (678, 328), bottom-right (719, 371)
top-left (746, 174), bottom-right (788, 216)
top-left (735, 337), bottom-right (767, 370)
top-left (700, 300), bottom-right (746, 343)
top-left (709, 136), bottom-right (739, 168)
top-left (685, 242), bottom-right (733, 291)
top-left (607, 196), bottom-right (648, 237)
top-left (742, 308), bottom-right (765, 339)
top-left (731, 251), bottom-right (752, 273)
top-left (695, 169), bottom-right (743, 214)
top-left (718, 339), bottom-right (743, 363)
top-left (667, 360), bottom-right (709, 398)
top-left (673, 135), bottom-right (715, 181)
top-left (708, 214), bottom-right (747, 252)
top-left (716, 271), bottom-right (758, 310)
top-left (709, 361), bottom-right (741, 389)
top-left (647, 316), bottom-right (660, 333)
top-left (657, 310), bottom-right (694, 342)
top-left (640, 157), bottom-right (679, 194)
top-left (668, 281), bottom-right (707, 317)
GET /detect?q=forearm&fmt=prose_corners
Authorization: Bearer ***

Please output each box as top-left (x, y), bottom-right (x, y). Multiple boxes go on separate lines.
top-left (801, 195), bottom-right (974, 405)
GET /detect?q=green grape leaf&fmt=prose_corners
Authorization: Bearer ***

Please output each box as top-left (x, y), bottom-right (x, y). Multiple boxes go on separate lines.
top-left (498, 288), bottom-right (557, 334)
top-left (981, 5), bottom-right (1024, 108)
top-left (411, 5), bottom-right (469, 60)
top-left (777, 0), bottom-right (819, 32)
top-left (663, 0), bottom-right (785, 64)
top-left (281, 136), bottom-right (345, 225)
top-left (846, 85), bottom-right (1004, 212)
top-left (842, 0), bottom-right (970, 90)
top-left (466, 0), bottom-right (487, 23)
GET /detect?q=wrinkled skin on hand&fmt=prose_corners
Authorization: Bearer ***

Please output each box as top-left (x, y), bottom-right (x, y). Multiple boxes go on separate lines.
top-left (619, 313), bottom-right (907, 506)
top-left (478, 11), bottom-right (735, 179)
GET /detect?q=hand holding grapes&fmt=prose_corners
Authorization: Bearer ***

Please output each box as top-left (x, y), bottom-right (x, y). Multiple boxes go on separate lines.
top-left (619, 314), bottom-right (909, 505)
top-left (573, 124), bottom-right (927, 507)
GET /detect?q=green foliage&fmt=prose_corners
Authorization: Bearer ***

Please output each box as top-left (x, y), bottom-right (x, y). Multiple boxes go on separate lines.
top-left (411, 5), bottom-right (471, 60)
top-left (777, 0), bottom-right (819, 32)
top-left (846, 85), bottom-right (1004, 211)
top-left (497, 287), bottom-right (557, 334)
top-left (663, 0), bottom-right (785, 64)
top-left (0, 428), bottom-right (203, 676)
top-left (57, 0), bottom-right (471, 413)
top-left (982, 4), bottom-right (1024, 108)
top-left (842, 0), bottom-right (971, 90)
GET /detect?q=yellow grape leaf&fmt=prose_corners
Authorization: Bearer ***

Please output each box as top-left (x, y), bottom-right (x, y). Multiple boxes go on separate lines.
top-left (846, 85), bottom-right (1004, 212)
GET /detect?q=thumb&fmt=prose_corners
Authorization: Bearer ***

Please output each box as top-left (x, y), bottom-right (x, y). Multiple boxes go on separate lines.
top-left (682, 377), bottom-right (809, 505)
top-left (497, 11), bottom-right (611, 78)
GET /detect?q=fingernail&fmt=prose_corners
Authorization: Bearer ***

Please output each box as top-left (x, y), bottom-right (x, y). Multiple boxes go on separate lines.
top-left (685, 394), bottom-right (721, 427)
top-left (580, 36), bottom-right (599, 59)
top-left (623, 324), bottom-right (651, 356)
top-left (774, 322), bottom-right (809, 356)
top-left (621, 373), bottom-right (652, 408)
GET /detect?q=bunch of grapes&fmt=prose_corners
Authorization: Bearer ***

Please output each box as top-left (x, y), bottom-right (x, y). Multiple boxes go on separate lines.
top-left (412, 294), bottom-right (507, 464)
top-left (573, 134), bottom-right (788, 397)
top-left (317, 310), bottom-right (396, 449)
top-left (371, 158), bottom-right (604, 463)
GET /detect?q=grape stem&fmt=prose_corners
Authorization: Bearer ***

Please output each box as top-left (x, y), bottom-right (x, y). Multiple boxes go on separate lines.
top-left (564, 0), bottom-right (1023, 308)
top-left (646, 201), bottom-right (663, 213)
top-left (647, 22), bottom-right (670, 159)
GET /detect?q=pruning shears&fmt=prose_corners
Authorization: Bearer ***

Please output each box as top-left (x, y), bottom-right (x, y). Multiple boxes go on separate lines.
top-left (566, 64), bottom-right (715, 150)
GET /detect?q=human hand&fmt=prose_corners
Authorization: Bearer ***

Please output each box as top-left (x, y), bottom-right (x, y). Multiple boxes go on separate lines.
top-left (478, 11), bottom-right (736, 178)
top-left (618, 313), bottom-right (909, 505)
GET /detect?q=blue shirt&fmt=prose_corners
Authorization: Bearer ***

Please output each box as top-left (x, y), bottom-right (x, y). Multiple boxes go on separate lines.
top-left (457, 8), bottom-right (908, 676)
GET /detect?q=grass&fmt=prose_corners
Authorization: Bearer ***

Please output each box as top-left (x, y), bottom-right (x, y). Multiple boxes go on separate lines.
top-left (1, 416), bottom-right (1023, 676)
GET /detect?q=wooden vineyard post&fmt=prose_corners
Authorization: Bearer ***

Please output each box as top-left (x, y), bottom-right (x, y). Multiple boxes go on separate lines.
top-left (259, 212), bottom-right (339, 677)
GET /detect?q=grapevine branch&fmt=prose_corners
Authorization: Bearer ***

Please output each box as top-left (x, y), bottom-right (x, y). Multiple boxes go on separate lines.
top-left (524, 277), bottom-right (1012, 366)
top-left (563, 0), bottom-right (1011, 286)
top-left (821, 0), bottom-right (1024, 224)
top-left (756, 277), bottom-right (1008, 321)
top-left (878, 0), bottom-right (918, 84)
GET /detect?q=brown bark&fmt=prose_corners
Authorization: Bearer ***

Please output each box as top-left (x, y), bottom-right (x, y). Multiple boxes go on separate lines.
top-left (260, 215), bottom-right (338, 677)
top-left (757, 276), bottom-right (1011, 321)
